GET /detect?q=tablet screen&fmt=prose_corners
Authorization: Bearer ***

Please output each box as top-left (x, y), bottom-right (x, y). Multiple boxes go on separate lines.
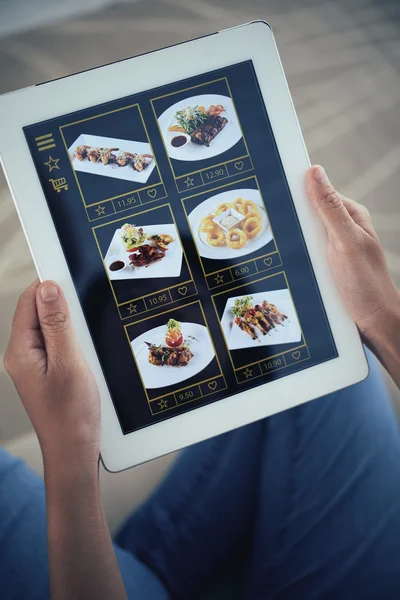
top-left (23, 60), bottom-right (337, 434)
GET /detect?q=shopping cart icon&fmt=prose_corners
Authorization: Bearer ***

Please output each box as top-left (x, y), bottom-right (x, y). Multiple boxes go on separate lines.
top-left (49, 177), bottom-right (68, 192)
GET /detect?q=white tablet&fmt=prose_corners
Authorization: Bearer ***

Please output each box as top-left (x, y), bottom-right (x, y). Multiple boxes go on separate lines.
top-left (0, 21), bottom-right (368, 471)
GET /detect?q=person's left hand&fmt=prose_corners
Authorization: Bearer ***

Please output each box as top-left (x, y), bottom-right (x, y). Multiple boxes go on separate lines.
top-left (4, 280), bottom-right (100, 470)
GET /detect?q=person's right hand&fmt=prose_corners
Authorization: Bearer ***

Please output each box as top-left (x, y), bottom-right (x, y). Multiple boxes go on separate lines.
top-left (306, 165), bottom-right (400, 342)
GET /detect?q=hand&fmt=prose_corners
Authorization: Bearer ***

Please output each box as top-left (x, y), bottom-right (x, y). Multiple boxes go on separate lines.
top-left (4, 280), bottom-right (100, 469)
top-left (306, 165), bottom-right (400, 342)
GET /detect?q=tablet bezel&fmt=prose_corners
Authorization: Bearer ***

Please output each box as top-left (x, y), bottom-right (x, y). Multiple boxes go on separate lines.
top-left (0, 21), bottom-right (368, 471)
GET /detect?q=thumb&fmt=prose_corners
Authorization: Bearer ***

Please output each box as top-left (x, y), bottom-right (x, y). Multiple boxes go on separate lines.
top-left (36, 281), bottom-right (78, 366)
top-left (307, 165), bottom-right (354, 238)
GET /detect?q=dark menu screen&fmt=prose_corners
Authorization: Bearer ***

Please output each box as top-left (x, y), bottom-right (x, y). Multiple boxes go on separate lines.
top-left (24, 60), bottom-right (337, 434)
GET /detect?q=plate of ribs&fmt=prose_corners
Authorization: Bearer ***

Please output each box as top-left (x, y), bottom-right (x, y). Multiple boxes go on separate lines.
top-left (131, 321), bottom-right (215, 389)
top-left (68, 133), bottom-right (156, 183)
top-left (103, 223), bottom-right (183, 281)
top-left (157, 94), bottom-right (242, 161)
top-left (220, 290), bottom-right (302, 350)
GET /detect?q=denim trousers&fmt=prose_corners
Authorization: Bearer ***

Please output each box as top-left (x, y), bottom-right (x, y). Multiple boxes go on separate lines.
top-left (1, 350), bottom-right (400, 599)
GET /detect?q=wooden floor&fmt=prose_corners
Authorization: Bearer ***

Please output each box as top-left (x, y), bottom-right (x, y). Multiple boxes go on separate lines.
top-left (0, 0), bottom-right (399, 440)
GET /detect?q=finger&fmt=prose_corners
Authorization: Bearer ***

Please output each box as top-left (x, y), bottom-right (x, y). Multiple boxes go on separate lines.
top-left (11, 279), bottom-right (41, 341)
top-left (306, 165), bottom-right (354, 238)
top-left (36, 281), bottom-right (79, 368)
top-left (340, 196), bottom-right (376, 237)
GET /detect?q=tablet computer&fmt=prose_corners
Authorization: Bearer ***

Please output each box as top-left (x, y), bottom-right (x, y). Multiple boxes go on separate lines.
top-left (0, 21), bottom-right (368, 471)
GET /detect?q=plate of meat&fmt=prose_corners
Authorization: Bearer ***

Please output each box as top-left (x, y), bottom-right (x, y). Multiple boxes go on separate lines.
top-left (131, 320), bottom-right (215, 389)
top-left (220, 290), bottom-right (302, 350)
top-left (68, 133), bottom-right (156, 183)
top-left (157, 94), bottom-right (242, 161)
top-left (103, 223), bottom-right (183, 280)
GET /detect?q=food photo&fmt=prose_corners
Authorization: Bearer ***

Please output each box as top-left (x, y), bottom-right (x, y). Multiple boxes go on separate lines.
top-left (188, 187), bottom-right (273, 261)
top-left (68, 133), bottom-right (155, 183)
top-left (103, 221), bottom-right (182, 281)
top-left (220, 290), bottom-right (302, 351)
top-left (157, 93), bottom-right (242, 162)
top-left (129, 310), bottom-right (217, 391)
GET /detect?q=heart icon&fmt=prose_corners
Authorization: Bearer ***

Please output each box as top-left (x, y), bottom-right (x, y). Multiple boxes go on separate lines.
top-left (292, 351), bottom-right (301, 360)
top-left (234, 161), bottom-right (244, 171)
top-left (147, 188), bottom-right (157, 199)
top-left (208, 381), bottom-right (217, 391)
top-left (264, 257), bottom-right (273, 267)
top-left (178, 286), bottom-right (187, 296)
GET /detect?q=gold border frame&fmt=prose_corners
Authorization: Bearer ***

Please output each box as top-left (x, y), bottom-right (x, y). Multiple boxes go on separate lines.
top-left (181, 174), bottom-right (281, 287)
top-left (124, 300), bottom-right (227, 411)
top-left (211, 270), bottom-right (310, 383)
top-left (92, 203), bottom-right (197, 320)
top-left (150, 77), bottom-right (252, 193)
top-left (58, 103), bottom-right (166, 217)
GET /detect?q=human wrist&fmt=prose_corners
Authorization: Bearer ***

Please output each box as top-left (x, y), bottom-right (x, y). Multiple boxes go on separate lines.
top-left (362, 287), bottom-right (400, 352)
top-left (42, 443), bottom-right (99, 486)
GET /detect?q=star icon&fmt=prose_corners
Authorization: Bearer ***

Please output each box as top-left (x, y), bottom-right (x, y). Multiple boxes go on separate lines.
top-left (214, 274), bottom-right (224, 285)
top-left (95, 205), bottom-right (106, 216)
top-left (184, 176), bottom-right (194, 188)
top-left (44, 155), bottom-right (60, 172)
top-left (244, 368), bottom-right (253, 379)
top-left (127, 303), bottom-right (137, 315)
top-left (158, 399), bottom-right (168, 410)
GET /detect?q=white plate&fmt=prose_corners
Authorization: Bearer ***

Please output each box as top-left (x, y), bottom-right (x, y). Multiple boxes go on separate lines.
top-left (132, 323), bottom-right (215, 389)
top-left (158, 94), bottom-right (242, 162)
top-left (221, 289), bottom-right (302, 350)
top-left (188, 188), bottom-right (273, 260)
top-left (104, 223), bottom-right (182, 280)
top-left (68, 133), bottom-right (156, 183)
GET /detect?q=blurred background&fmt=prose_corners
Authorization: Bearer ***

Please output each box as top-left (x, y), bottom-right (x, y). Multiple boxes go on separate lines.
top-left (0, 0), bottom-right (399, 443)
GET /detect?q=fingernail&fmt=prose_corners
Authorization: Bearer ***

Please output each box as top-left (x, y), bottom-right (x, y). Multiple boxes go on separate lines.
top-left (41, 284), bottom-right (59, 303)
top-left (314, 165), bottom-right (328, 183)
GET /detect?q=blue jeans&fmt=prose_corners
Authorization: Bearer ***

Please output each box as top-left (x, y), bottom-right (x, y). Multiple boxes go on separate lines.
top-left (1, 351), bottom-right (400, 599)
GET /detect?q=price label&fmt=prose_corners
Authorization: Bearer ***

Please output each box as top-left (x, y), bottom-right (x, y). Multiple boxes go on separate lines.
top-left (144, 291), bottom-right (171, 310)
top-left (178, 390), bottom-right (194, 402)
top-left (175, 385), bottom-right (202, 405)
top-left (201, 165), bottom-right (228, 184)
top-left (231, 261), bottom-right (257, 281)
top-left (114, 193), bottom-right (140, 213)
top-left (262, 355), bottom-right (285, 372)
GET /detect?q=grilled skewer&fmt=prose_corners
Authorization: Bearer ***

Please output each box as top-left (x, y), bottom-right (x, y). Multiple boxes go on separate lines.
top-left (234, 317), bottom-right (258, 341)
top-left (74, 145), bottom-right (90, 161)
top-left (87, 147), bottom-right (102, 163)
top-left (99, 147), bottom-right (119, 165)
top-left (244, 311), bottom-right (268, 335)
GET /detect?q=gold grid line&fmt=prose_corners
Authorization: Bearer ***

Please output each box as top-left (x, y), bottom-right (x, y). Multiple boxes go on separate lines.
top-left (150, 76), bottom-right (253, 193)
top-left (211, 271), bottom-right (309, 376)
top-left (175, 155), bottom-right (250, 182)
top-left (181, 174), bottom-right (281, 283)
top-left (92, 203), bottom-right (197, 319)
top-left (124, 300), bottom-right (226, 407)
top-left (235, 345), bottom-right (309, 384)
top-left (59, 102), bottom-right (166, 212)
top-left (85, 182), bottom-right (166, 208)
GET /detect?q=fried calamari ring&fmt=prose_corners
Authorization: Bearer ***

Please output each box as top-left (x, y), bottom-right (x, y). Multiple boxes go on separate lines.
top-left (232, 197), bottom-right (244, 212)
top-left (244, 210), bottom-right (262, 225)
top-left (207, 228), bottom-right (226, 247)
top-left (238, 200), bottom-right (257, 216)
top-left (243, 217), bottom-right (261, 239)
top-left (215, 202), bottom-right (232, 215)
top-left (226, 228), bottom-right (247, 250)
top-left (200, 214), bottom-right (217, 233)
